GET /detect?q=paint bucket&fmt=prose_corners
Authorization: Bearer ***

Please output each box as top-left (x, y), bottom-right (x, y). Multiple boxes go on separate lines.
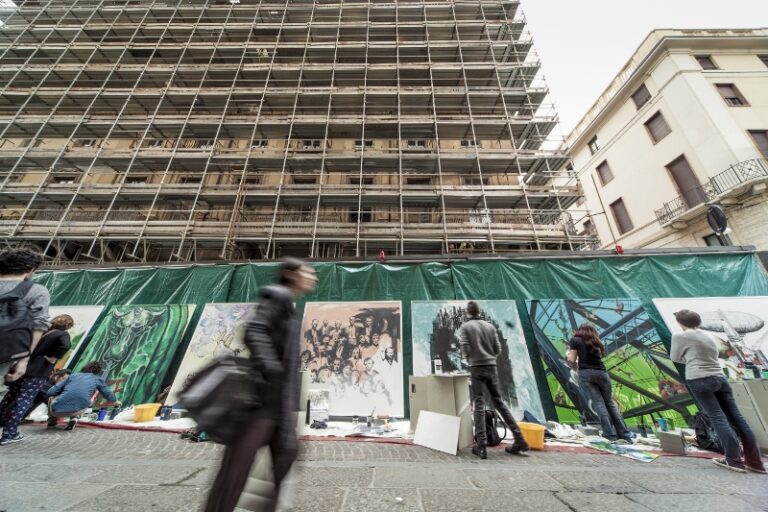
top-left (97, 407), bottom-right (108, 421)
top-left (656, 418), bottom-right (669, 432)
top-left (517, 422), bottom-right (546, 450)
top-left (134, 403), bottom-right (162, 423)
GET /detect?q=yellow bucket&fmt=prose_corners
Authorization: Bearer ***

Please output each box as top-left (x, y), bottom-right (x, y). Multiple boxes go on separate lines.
top-left (133, 403), bottom-right (162, 423)
top-left (517, 422), bottom-right (546, 450)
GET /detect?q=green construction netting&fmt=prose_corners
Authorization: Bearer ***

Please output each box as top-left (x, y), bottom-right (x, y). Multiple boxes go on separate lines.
top-left (34, 253), bottom-right (768, 420)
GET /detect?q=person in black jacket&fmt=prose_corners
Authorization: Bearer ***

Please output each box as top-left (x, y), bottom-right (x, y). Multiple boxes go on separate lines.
top-left (0, 314), bottom-right (72, 445)
top-left (204, 258), bottom-right (317, 512)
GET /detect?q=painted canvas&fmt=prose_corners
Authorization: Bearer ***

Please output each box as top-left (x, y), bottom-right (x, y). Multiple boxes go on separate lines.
top-left (166, 303), bottom-right (255, 405)
top-left (48, 305), bottom-right (105, 369)
top-left (300, 301), bottom-right (403, 417)
top-left (527, 299), bottom-right (694, 428)
top-left (411, 301), bottom-right (545, 419)
top-left (654, 297), bottom-right (768, 379)
top-left (72, 304), bottom-right (196, 406)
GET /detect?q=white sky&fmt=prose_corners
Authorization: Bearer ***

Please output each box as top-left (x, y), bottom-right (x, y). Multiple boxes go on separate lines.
top-left (521, 0), bottom-right (766, 137)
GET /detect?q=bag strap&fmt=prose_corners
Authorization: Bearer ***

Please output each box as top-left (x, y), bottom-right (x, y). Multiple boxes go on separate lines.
top-left (0, 281), bottom-right (34, 302)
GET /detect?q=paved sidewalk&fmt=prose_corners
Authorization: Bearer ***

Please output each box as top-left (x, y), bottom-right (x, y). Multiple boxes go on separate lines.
top-left (0, 426), bottom-right (766, 511)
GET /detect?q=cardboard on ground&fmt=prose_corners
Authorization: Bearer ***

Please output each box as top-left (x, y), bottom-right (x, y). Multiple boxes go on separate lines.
top-left (413, 410), bottom-right (461, 455)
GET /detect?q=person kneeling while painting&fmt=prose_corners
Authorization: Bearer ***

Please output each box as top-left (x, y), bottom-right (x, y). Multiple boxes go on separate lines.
top-left (45, 361), bottom-right (119, 431)
top-left (671, 310), bottom-right (766, 474)
top-left (566, 324), bottom-right (633, 444)
top-left (460, 301), bottom-right (529, 459)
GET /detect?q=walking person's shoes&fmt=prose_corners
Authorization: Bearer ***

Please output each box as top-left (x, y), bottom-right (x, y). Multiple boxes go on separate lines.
top-left (46, 418), bottom-right (58, 429)
top-left (712, 458), bottom-right (747, 473)
top-left (0, 433), bottom-right (24, 445)
top-left (64, 418), bottom-right (78, 431)
top-left (505, 433), bottom-right (530, 455)
top-left (472, 442), bottom-right (488, 460)
top-left (745, 464), bottom-right (767, 474)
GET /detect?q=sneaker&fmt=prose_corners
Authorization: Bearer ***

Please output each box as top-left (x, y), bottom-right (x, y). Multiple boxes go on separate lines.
top-left (64, 418), bottom-right (78, 431)
top-left (746, 464), bottom-right (767, 475)
top-left (0, 433), bottom-right (24, 445)
top-left (712, 458), bottom-right (747, 473)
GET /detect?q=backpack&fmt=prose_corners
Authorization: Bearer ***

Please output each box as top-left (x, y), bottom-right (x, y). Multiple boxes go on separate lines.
top-left (476, 410), bottom-right (507, 447)
top-left (693, 411), bottom-right (724, 453)
top-left (0, 281), bottom-right (35, 364)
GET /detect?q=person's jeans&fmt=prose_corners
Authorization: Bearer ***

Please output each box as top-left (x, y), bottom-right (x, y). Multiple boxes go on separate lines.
top-left (0, 376), bottom-right (50, 438)
top-left (578, 368), bottom-right (630, 440)
top-left (470, 365), bottom-right (520, 445)
top-left (687, 375), bottom-right (763, 468)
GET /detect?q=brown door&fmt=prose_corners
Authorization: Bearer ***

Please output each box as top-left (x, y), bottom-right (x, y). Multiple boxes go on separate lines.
top-left (667, 156), bottom-right (706, 208)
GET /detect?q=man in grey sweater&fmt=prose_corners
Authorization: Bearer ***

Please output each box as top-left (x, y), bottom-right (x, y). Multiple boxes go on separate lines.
top-left (459, 301), bottom-right (528, 459)
top-left (0, 249), bottom-right (51, 383)
top-left (671, 309), bottom-right (765, 474)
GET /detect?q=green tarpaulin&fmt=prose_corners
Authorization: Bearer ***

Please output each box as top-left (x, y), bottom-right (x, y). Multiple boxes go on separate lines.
top-left (35, 252), bottom-right (768, 419)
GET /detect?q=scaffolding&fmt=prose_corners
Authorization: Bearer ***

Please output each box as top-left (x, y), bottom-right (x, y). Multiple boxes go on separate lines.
top-left (0, 0), bottom-right (598, 264)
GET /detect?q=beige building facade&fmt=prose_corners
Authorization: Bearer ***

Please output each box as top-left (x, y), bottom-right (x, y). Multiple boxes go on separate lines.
top-left (0, 0), bottom-right (594, 264)
top-left (565, 29), bottom-right (768, 251)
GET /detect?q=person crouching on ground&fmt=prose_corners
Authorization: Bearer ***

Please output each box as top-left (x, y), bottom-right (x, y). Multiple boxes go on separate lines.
top-left (671, 309), bottom-right (766, 474)
top-left (45, 361), bottom-right (119, 431)
top-left (566, 324), bottom-right (633, 444)
top-left (459, 301), bottom-right (528, 459)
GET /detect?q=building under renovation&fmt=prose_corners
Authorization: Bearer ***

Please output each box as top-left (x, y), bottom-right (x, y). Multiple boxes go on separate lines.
top-left (0, 0), bottom-right (595, 264)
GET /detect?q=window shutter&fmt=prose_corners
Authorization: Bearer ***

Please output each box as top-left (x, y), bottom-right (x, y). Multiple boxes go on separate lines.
top-left (645, 112), bottom-right (672, 143)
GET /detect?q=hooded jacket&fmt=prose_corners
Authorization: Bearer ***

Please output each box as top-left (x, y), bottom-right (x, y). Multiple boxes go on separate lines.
top-left (244, 284), bottom-right (300, 420)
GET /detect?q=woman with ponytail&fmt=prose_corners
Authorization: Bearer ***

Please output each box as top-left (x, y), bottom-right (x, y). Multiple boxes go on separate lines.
top-left (566, 323), bottom-right (632, 443)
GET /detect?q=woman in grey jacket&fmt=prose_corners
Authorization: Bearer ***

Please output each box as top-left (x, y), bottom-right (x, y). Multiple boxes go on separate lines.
top-left (671, 309), bottom-right (765, 474)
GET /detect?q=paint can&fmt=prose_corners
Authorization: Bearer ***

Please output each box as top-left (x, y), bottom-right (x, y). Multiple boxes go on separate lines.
top-left (656, 418), bottom-right (669, 432)
top-left (97, 407), bottom-right (108, 421)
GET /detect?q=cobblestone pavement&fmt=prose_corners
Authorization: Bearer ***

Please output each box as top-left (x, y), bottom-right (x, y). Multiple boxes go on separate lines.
top-left (0, 426), bottom-right (766, 511)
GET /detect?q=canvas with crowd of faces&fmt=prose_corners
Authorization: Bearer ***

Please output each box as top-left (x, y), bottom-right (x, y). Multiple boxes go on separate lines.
top-left (300, 301), bottom-right (404, 417)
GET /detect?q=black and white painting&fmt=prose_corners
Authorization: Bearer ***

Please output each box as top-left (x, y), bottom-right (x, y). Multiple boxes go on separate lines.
top-left (300, 301), bottom-right (403, 417)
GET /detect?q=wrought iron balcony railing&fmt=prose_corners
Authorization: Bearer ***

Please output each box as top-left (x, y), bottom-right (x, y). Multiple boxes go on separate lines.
top-left (654, 158), bottom-right (768, 225)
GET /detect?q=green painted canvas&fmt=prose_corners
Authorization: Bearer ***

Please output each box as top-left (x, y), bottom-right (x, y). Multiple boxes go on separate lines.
top-left (72, 304), bottom-right (196, 406)
top-left (526, 299), bottom-right (696, 429)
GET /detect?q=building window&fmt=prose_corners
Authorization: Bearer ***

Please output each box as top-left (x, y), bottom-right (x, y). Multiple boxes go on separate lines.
top-left (609, 198), bottom-right (633, 235)
top-left (695, 55), bottom-right (718, 70)
top-left (460, 139), bottom-right (478, 148)
top-left (406, 177), bottom-right (432, 186)
top-left (596, 160), bottom-right (614, 186)
top-left (180, 176), bottom-right (202, 184)
top-left (244, 175), bottom-right (263, 185)
top-left (350, 207), bottom-right (372, 223)
top-left (631, 83), bottom-right (652, 110)
top-left (301, 139), bottom-right (322, 150)
top-left (703, 233), bottom-right (725, 247)
top-left (251, 139), bottom-right (268, 149)
top-left (760, 55), bottom-right (768, 68)
top-left (407, 139), bottom-right (427, 149)
top-left (716, 84), bottom-right (749, 107)
top-left (142, 139), bottom-right (164, 148)
top-left (354, 139), bottom-right (373, 149)
top-left (748, 130), bottom-right (768, 158)
top-left (292, 175), bottom-right (317, 185)
top-left (565, 163), bottom-right (575, 176)
top-left (50, 175), bottom-right (79, 185)
top-left (74, 139), bottom-right (98, 148)
top-left (464, 175), bottom-right (488, 186)
top-left (196, 139), bottom-right (215, 149)
top-left (587, 136), bottom-right (600, 155)
top-left (125, 176), bottom-right (148, 184)
top-left (644, 111), bottom-right (672, 144)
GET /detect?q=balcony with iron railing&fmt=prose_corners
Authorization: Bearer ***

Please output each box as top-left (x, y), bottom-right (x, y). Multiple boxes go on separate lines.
top-left (654, 159), bottom-right (768, 226)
